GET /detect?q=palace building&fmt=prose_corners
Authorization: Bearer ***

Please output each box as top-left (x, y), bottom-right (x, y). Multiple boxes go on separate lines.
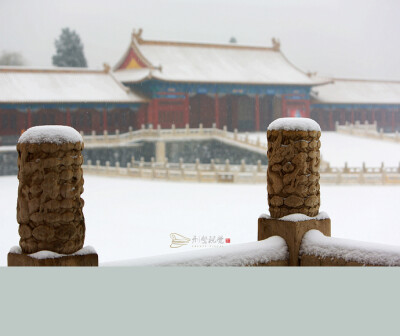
top-left (311, 78), bottom-right (400, 132)
top-left (1, 29), bottom-right (400, 144)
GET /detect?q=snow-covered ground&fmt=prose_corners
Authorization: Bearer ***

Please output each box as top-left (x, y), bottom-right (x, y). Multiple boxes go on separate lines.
top-left (1, 175), bottom-right (400, 266)
top-left (247, 131), bottom-right (400, 167)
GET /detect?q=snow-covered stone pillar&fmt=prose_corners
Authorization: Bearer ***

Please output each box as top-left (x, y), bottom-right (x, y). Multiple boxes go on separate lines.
top-left (258, 118), bottom-right (331, 266)
top-left (16, 126), bottom-right (86, 254)
top-left (267, 118), bottom-right (321, 218)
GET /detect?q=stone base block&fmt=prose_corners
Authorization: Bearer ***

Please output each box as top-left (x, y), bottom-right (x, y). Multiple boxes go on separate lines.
top-left (8, 252), bottom-right (98, 267)
top-left (258, 216), bottom-right (331, 266)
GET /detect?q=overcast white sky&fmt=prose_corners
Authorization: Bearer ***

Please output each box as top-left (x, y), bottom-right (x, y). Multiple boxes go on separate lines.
top-left (1, 0), bottom-right (399, 80)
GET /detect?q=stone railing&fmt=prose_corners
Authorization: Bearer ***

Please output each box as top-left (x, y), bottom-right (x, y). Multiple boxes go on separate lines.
top-left (83, 158), bottom-right (400, 185)
top-left (300, 230), bottom-right (400, 266)
top-left (103, 236), bottom-right (289, 267)
top-left (81, 124), bottom-right (267, 154)
top-left (336, 120), bottom-right (400, 142)
top-left (8, 120), bottom-right (400, 267)
top-left (83, 158), bottom-right (267, 184)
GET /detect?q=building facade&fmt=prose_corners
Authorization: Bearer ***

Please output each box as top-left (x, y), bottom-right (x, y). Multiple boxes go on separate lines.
top-left (311, 79), bottom-right (400, 131)
top-left (0, 67), bottom-right (146, 144)
top-left (113, 30), bottom-right (328, 132)
top-left (1, 30), bottom-right (400, 144)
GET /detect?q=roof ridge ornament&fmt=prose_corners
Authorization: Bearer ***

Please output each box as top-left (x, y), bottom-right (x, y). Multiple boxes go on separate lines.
top-left (132, 28), bottom-right (143, 43)
top-left (272, 37), bottom-right (280, 51)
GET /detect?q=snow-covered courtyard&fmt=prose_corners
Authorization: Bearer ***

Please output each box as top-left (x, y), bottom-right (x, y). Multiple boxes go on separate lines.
top-left (1, 175), bottom-right (400, 266)
top-left (248, 131), bottom-right (400, 167)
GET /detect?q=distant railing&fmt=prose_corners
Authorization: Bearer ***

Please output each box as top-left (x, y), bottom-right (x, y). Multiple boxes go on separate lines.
top-left (336, 120), bottom-right (400, 142)
top-left (83, 157), bottom-right (400, 185)
top-left (81, 124), bottom-right (267, 154)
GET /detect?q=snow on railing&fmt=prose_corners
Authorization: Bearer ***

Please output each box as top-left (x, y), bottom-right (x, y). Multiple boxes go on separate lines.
top-left (300, 230), bottom-right (400, 266)
top-left (102, 236), bottom-right (288, 267)
top-left (336, 120), bottom-right (400, 142)
top-left (82, 159), bottom-right (400, 184)
top-left (83, 158), bottom-right (267, 184)
top-left (81, 124), bottom-right (267, 154)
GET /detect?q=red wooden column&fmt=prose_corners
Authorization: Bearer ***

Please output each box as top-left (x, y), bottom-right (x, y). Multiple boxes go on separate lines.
top-left (372, 109), bottom-right (375, 123)
top-left (361, 110), bottom-right (366, 123)
top-left (329, 110), bottom-right (333, 130)
top-left (304, 100), bottom-right (311, 118)
top-left (392, 109), bottom-right (395, 132)
top-left (382, 110), bottom-right (386, 130)
top-left (351, 109), bottom-right (354, 124)
top-left (184, 94), bottom-right (190, 126)
top-left (147, 101), bottom-right (153, 126)
top-left (66, 108), bottom-right (71, 127)
top-left (281, 96), bottom-right (287, 117)
top-left (255, 94), bottom-right (260, 131)
top-left (340, 110), bottom-right (345, 125)
top-left (91, 109), bottom-right (98, 132)
top-left (153, 99), bottom-right (159, 127)
top-left (27, 108), bottom-right (32, 128)
top-left (214, 93), bottom-right (220, 128)
top-left (102, 108), bottom-right (107, 131)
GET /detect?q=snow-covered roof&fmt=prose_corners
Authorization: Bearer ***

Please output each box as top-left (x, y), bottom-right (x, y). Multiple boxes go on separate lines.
top-left (113, 31), bottom-right (329, 86)
top-left (311, 78), bottom-right (400, 105)
top-left (0, 67), bottom-right (147, 104)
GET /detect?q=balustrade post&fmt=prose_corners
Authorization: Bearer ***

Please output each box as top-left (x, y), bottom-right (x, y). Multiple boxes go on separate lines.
top-left (8, 125), bottom-right (98, 266)
top-left (225, 159), bottom-right (230, 172)
top-left (257, 160), bottom-right (262, 172)
top-left (240, 159), bottom-right (246, 172)
top-left (258, 118), bottom-right (331, 266)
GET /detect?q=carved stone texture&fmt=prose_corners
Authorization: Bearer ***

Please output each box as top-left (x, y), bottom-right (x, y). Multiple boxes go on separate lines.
top-left (267, 129), bottom-right (321, 218)
top-left (17, 134), bottom-right (85, 254)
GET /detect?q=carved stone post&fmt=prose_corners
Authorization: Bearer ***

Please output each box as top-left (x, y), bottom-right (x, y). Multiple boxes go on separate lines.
top-left (267, 119), bottom-right (321, 217)
top-left (258, 118), bottom-right (331, 266)
top-left (8, 125), bottom-right (98, 266)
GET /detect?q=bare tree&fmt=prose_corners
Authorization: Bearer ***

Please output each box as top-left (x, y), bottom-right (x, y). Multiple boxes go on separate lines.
top-left (0, 51), bottom-right (25, 66)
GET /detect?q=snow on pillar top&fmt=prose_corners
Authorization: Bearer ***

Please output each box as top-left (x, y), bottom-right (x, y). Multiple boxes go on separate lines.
top-left (267, 118), bottom-right (321, 132)
top-left (18, 125), bottom-right (83, 144)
